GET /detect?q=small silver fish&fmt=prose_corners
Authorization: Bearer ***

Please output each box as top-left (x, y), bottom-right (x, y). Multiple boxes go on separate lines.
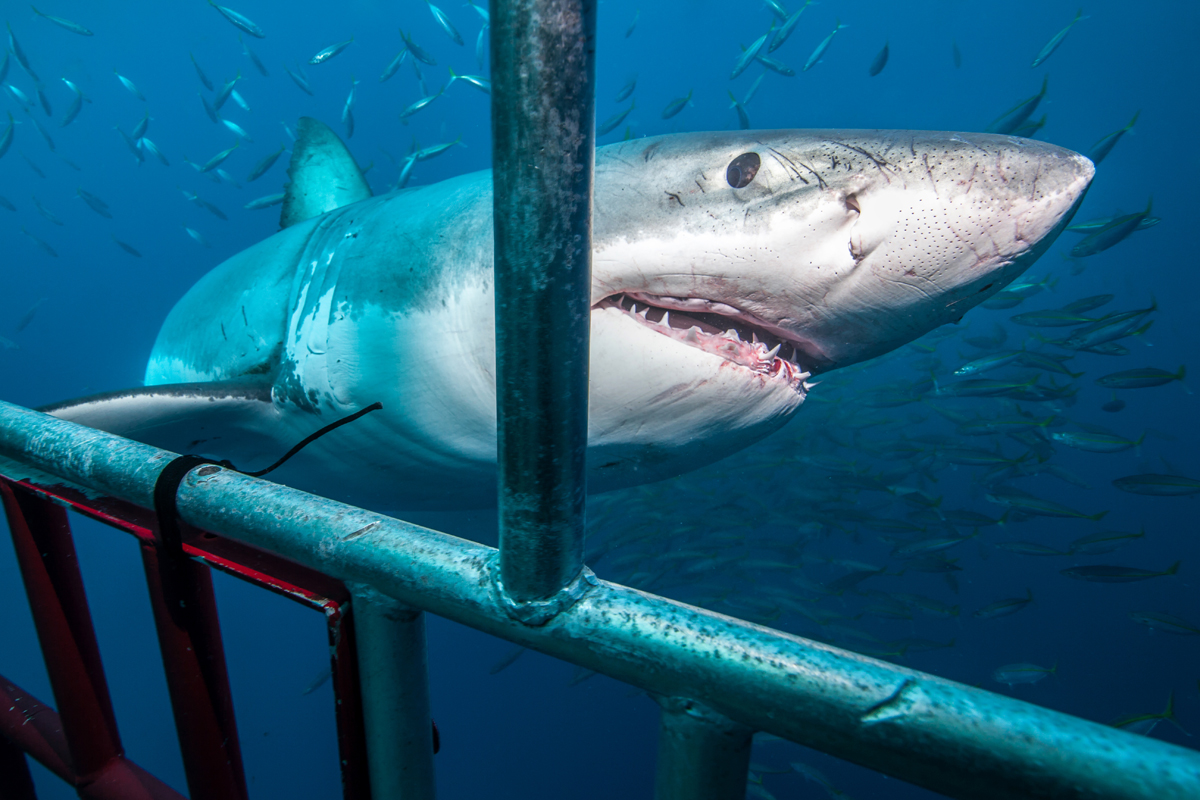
top-left (767, 0), bottom-right (815, 53)
top-left (61, 78), bottom-right (86, 127)
top-left (310, 37), bottom-right (354, 65)
top-left (597, 100), bottom-right (635, 136)
top-left (426, 1), bottom-right (464, 45)
top-left (401, 29), bottom-right (437, 65)
top-left (400, 91), bottom-right (441, 120)
top-left (183, 224), bottom-right (212, 248)
top-left (448, 67), bottom-right (489, 93)
top-left (727, 92), bottom-right (750, 130)
top-left (804, 20), bottom-right (848, 72)
top-left (76, 188), bottom-right (112, 218)
top-left (31, 6), bottom-right (93, 36)
top-left (222, 118), bottom-right (253, 141)
top-left (139, 136), bottom-right (169, 166)
top-left (111, 234), bottom-right (142, 257)
top-left (244, 192), bottom-right (285, 210)
top-left (20, 225), bottom-right (57, 256)
top-left (246, 144), bottom-right (286, 182)
top-left (615, 74), bottom-right (637, 103)
top-left (131, 110), bottom-right (150, 140)
top-left (731, 32), bottom-right (770, 80)
top-left (200, 141), bottom-right (239, 172)
top-left (284, 64), bottom-right (313, 96)
top-left (230, 88), bottom-right (251, 113)
top-left (661, 89), bottom-right (692, 120)
top-left (342, 78), bottom-right (359, 138)
top-left (21, 225), bottom-right (57, 257)
top-left (1031, 9), bottom-right (1086, 69)
top-left (8, 22), bottom-right (39, 81)
top-left (413, 136), bottom-right (462, 161)
top-left (213, 72), bottom-right (242, 110)
top-left (190, 52), bottom-right (214, 91)
top-left (240, 34), bottom-right (269, 76)
top-left (380, 48), bottom-right (408, 83)
top-left (207, 0), bottom-right (265, 38)
top-left (113, 69), bottom-right (145, 101)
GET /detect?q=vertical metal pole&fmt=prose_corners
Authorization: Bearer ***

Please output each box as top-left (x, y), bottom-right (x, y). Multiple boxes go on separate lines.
top-left (349, 583), bottom-right (436, 800)
top-left (327, 604), bottom-right (373, 800)
top-left (491, 0), bottom-right (598, 603)
top-left (140, 541), bottom-right (248, 800)
top-left (654, 698), bottom-right (754, 800)
top-left (1, 484), bottom-right (125, 780)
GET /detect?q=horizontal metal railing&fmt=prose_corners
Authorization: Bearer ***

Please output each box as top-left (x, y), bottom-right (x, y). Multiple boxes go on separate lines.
top-left (1, 401), bottom-right (1197, 800)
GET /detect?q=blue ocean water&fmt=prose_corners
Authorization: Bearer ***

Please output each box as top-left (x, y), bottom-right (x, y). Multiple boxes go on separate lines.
top-left (0, 0), bottom-right (1197, 797)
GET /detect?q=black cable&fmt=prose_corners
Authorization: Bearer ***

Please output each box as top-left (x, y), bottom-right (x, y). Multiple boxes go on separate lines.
top-left (151, 401), bottom-right (384, 554)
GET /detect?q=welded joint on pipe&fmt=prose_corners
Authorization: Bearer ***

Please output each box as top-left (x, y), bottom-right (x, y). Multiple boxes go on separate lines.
top-left (489, 553), bottom-right (598, 626)
top-left (860, 678), bottom-right (933, 726)
top-left (347, 581), bottom-right (422, 623)
top-left (655, 695), bottom-right (755, 737)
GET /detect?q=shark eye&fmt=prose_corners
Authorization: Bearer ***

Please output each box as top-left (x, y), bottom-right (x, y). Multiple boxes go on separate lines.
top-left (726, 152), bottom-right (761, 188)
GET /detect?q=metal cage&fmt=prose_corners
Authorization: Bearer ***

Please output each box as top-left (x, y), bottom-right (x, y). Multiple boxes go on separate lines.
top-left (3, 1), bottom-right (1199, 798)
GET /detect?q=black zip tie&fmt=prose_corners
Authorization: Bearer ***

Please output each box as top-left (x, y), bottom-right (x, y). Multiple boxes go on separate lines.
top-left (151, 402), bottom-right (384, 558)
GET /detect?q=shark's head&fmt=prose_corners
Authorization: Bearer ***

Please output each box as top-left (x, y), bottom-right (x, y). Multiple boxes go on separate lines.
top-left (584, 130), bottom-right (1092, 487)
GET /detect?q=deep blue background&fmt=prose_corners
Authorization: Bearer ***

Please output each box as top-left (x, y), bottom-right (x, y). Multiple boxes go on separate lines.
top-left (1, 0), bottom-right (1197, 797)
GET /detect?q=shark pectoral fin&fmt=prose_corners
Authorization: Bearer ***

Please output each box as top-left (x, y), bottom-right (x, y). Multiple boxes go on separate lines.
top-left (280, 116), bottom-right (372, 229)
top-left (38, 380), bottom-right (283, 466)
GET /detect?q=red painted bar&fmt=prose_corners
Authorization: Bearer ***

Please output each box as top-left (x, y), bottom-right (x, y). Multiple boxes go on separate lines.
top-left (0, 717), bottom-right (38, 800)
top-left (0, 675), bottom-right (187, 800)
top-left (3, 477), bottom-right (372, 799)
top-left (1, 484), bottom-right (124, 777)
top-left (327, 604), bottom-right (372, 800)
top-left (140, 540), bottom-right (249, 800)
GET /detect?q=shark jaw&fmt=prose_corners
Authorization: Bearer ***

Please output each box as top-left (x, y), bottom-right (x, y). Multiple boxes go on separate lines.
top-left (596, 292), bottom-right (814, 395)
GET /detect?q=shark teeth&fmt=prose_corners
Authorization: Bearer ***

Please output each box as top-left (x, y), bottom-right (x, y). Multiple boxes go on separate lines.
top-left (598, 293), bottom-right (813, 396)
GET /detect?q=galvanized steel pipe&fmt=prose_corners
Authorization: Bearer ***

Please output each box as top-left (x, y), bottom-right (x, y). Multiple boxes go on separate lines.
top-left (1, 403), bottom-right (1199, 800)
top-left (348, 584), bottom-right (436, 800)
top-left (653, 698), bottom-right (753, 800)
top-left (490, 0), bottom-right (597, 605)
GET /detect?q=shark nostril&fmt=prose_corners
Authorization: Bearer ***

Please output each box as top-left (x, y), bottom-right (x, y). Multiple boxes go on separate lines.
top-left (844, 194), bottom-right (861, 214)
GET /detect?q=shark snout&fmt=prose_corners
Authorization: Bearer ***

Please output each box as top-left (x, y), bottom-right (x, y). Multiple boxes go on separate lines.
top-left (809, 134), bottom-right (1094, 369)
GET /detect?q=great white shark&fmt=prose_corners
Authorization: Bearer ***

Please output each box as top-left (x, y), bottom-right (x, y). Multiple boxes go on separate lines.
top-left (45, 120), bottom-right (1093, 510)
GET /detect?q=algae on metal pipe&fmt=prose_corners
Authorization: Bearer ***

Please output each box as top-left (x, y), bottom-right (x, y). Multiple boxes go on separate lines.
top-left (490, 0), bottom-right (598, 605)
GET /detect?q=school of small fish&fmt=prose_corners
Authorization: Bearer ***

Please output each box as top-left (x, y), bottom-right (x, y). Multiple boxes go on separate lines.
top-left (0, 2), bottom-right (1194, 797)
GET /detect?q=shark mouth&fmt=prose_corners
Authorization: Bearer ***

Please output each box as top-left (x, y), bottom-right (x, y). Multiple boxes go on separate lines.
top-left (595, 292), bottom-right (815, 395)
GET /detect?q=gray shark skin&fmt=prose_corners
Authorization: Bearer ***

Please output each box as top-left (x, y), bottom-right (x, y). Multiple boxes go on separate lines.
top-left (45, 124), bottom-right (1093, 511)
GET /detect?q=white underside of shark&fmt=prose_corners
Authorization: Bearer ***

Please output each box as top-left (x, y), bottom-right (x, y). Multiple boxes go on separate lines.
top-left (44, 121), bottom-right (1093, 511)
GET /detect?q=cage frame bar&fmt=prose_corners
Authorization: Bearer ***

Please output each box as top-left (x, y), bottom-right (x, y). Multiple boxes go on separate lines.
top-left (1, 406), bottom-right (1198, 799)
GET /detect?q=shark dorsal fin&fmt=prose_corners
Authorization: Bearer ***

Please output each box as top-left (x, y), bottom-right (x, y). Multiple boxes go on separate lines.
top-left (280, 117), bottom-right (372, 229)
